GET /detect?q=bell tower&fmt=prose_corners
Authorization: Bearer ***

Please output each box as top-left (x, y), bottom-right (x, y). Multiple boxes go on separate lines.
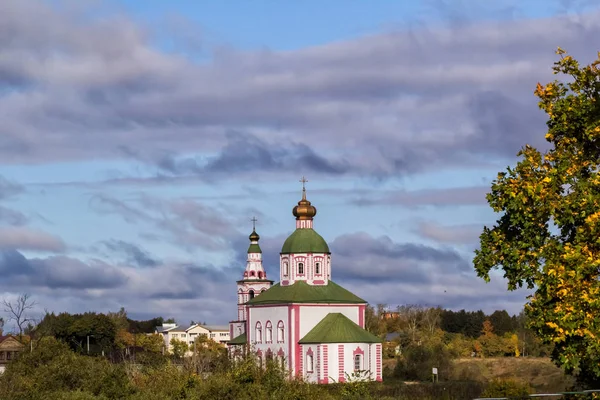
top-left (236, 218), bottom-right (273, 321)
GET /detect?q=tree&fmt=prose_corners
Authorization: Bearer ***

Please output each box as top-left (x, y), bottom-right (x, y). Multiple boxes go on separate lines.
top-left (170, 338), bottom-right (188, 359)
top-left (474, 48), bottom-right (600, 383)
top-left (2, 293), bottom-right (36, 340)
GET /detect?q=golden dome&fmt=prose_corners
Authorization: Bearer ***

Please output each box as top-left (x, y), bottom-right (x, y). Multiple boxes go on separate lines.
top-left (293, 179), bottom-right (317, 220)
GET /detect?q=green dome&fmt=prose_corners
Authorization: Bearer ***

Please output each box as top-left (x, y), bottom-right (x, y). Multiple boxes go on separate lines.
top-left (281, 228), bottom-right (330, 254)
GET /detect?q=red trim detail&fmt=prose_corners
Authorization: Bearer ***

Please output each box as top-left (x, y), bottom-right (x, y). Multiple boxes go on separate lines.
top-left (282, 280), bottom-right (289, 286)
top-left (277, 348), bottom-right (285, 357)
top-left (288, 305), bottom-right (293, 374)
top-left (353, 346), bottom-right (365, 356)
top-left (376, 344), bottom-right (382, 381)
top-left (358, 305), bottom-right (365, 328)
top-left (338, 345), bottom-right (345, 382)
top-left (322, 345), bottom-right (329, 383)
top-left (294, 305), bottom-right (301, 376)
top-left (313, 280), bottom-right (325, 284)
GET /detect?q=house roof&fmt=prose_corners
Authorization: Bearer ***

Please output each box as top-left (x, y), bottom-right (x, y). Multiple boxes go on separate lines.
top-left (246, 280), bottom-right (365, 305)
top-left (202, 325), bottom-right (229, 332)
top-left (0, 335), bottom-right (24, 345)
top-left (299, 313), bottom-right (382, 344)
top-left (228, 332), bottom-right (247, 345)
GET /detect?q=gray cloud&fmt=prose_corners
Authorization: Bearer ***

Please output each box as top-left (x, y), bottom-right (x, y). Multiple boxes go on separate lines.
top-left (0, 250), bottom-right (125, 290)
top-left (0, 206), bottom-right (28, 226)
top-left (413, 220), bottom-right (484, 245)
top-left (327, 231), bottom-right (530, 313)
top-left (102, 239), bottom-right (160, 267)
top-left (1, 0), bottom-right (599, 179)
top-left (0, 176), bottom-right (23, 199)
top-left (353, 186), bottom-right (489, 207)
top-left (89, 193), bottom-right (239, 252)
top-left (0, 226), bottom-right (65, 252)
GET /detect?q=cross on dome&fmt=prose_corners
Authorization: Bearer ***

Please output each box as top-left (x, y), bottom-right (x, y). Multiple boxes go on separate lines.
top-left (251, 216), bottom-right (258, 230)
top-left (299, 176), bottom-right (308, 199)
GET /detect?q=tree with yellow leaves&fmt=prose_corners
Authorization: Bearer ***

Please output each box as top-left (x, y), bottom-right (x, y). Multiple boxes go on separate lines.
top-left (474, 48), bottom-right (600, 385)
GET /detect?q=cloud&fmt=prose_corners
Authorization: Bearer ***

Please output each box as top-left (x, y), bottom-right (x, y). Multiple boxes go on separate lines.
top-left (0, 206), bottom-right (28, 226)
top-left (89, 193), bottom-right (239, 252)
top-left (0, 227), bottom-right (65, 252)
top-left (353, 186), bottom-right (489, 207)
top-left (414, 220), bottom-right (484, 245)
top-left (102, 239), bottom-right (160, 267)
top-left (327, 232), bottom-right (530, 313)
top-left (0, 250), bottom-right (125, 290)
top-left (1, 0), bottom-right (599, 178)
top-left (0, 176), bottom-right (23, 199)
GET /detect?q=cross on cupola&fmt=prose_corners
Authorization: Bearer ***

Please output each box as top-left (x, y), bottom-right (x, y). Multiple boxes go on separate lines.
top-left (300, 176), bottom-right (308, 200)
top-left (251, 216), bottom-right (258, 230)
top-left (293, 176), bottom-right (317, 229)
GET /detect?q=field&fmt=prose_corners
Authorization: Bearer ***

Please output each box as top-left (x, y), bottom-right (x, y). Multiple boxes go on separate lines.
top-left (384, 357), bottom-right (575, 394)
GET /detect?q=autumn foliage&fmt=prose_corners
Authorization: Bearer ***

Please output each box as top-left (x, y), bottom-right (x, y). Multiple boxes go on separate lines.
top-left (474, 48), bottom-right (600, 385)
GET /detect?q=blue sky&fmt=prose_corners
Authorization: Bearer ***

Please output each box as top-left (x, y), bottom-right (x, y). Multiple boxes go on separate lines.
top-left (0, 0), bottom-right (598, 327)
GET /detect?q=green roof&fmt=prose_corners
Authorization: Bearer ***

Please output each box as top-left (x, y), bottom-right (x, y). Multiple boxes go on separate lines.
top-left (299, 313), bottom-right (382, 344)
top-left (246, 281), bottom-right (365, 305)
top-left (281, 228), bottom-right (330, 254)
top-left (247, 243), bottom-right (262, 253)
top-left (229, 332), bottom-right (247, 345)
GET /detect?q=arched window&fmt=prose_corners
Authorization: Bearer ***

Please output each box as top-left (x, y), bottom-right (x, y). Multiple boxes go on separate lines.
top-left (277, 321), bottom-right (285, 343)
top-left (258, 271), bottom-right (263, 278)
top-left (266, 321), bottom-right (273, 343)
top-left (249, 290), bottom-right (255, 299)
top-left (298, 262), bottom-right (304, 275)
top-left (354, 354), bottom-right (362, 371)
top-left (306, 352), bottom-right (314, 372)
top-left (250, 271), bottom-right (255, 277)
top-left (283, 262), bottom-right (289, 276)
top-left (315, 262), bottom-right (320, 274)
top-left (255, 322), bottom-right (262, 343)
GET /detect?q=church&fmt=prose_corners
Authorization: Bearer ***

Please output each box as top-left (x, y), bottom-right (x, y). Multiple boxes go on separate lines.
top-left (228, 179), bottom-right (382, 383)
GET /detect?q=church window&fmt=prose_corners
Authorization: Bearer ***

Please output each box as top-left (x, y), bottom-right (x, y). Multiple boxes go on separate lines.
top-left (315, 262), bottom-right (320, 274)
top-left (306, 352), bottom-right (314, 372)
top-left (250, 271), bottom-right (255, 277)
top-left (266, 321), bottom-right (273, 343)
top-left (354, 354), bottom-right (362, 371)
top-left (255, 322), bottom-right (262, 343)
top-left (284, 262), bottom-right (289, 276)
top-left (298, 262), bottom-right (304, 275)
top-left (249, 290), bottom-right (255, 299)
top-left (277, 321), bottom-right (285, 343)
top-left (258, 271), bottom-right (263, 278)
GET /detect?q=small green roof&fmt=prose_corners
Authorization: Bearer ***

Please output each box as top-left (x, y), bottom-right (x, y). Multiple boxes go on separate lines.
top-left (281, 228), bottom-right (330, 254)
top-left (247, 243), bottom-right (262, 253)
top-left (246, 280), bottom-right (365, 305)
top-left (229, 332), bottom-right (247, 345)
top-left (299, 313), bottom-right (382, 344)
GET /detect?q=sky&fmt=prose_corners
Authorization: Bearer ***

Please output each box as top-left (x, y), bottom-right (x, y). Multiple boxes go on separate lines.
top-left (0, 0), bottom-right (599, 328)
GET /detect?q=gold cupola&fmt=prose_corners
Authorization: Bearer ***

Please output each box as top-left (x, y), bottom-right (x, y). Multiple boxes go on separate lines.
top-left (293, 177), bottom-right (317, 220)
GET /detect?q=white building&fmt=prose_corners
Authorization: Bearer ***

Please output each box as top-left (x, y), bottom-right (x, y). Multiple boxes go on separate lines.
top-left (156, 323), bottom-right (231, 354)
top-left (229, 180), bottom-right (382, 383)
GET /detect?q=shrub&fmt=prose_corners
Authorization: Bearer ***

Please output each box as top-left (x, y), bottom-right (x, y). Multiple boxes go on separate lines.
top-left (394, 343), bottom-right (452, 381)
top-left (481, 378), bottom-right (531, 398)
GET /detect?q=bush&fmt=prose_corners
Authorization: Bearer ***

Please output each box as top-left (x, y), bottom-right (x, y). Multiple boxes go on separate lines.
top-left (481, 379), bottom-right (531, 398)
top-left (394, 343), bottom-right (452, 381)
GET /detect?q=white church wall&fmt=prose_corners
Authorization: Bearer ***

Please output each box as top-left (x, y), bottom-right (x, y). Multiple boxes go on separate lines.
top-left (249, 306), bottom-right (291, 369)
top-left (298, 305), bottom-right (360, 339)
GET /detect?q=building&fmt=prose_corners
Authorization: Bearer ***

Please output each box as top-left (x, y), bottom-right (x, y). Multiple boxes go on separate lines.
top-left (0, 335), bottom-right (25, 373)
top-left (156, 323), bottom-right (230, 354)
top-left (228, 179), bottom-right (382, 383)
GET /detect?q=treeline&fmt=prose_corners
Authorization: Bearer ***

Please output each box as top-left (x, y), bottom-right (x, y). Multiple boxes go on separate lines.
top-left (366, 305), bottom-right (552, 359)
top-left (28, 307), bottom-right (169, 360)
